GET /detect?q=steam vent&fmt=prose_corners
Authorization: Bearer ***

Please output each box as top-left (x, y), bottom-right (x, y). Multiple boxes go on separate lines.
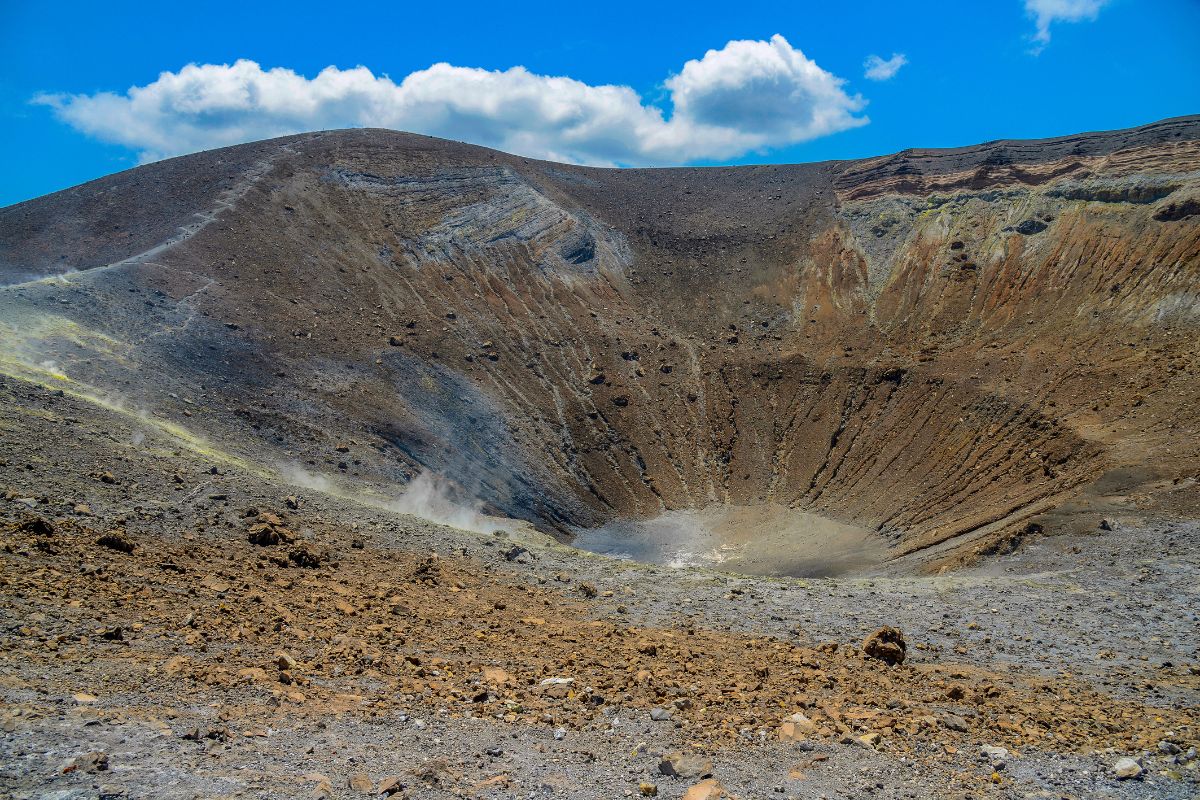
top-left (2, 117), bottom-right (1199, 797)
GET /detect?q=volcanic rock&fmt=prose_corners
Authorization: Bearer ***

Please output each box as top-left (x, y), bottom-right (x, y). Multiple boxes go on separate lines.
top-left (862, 626), bottom-right (906, 665)
top-left (17, 516), bottom-right (54, 536)
top-left (1112, 757), bottom-right (1143, 779)
top-left (659, 752), bottom-right (713, 778)
top-left (96, 531), bottom-right (136, 554)
top-left (682, 779), bottom-right (729, 800)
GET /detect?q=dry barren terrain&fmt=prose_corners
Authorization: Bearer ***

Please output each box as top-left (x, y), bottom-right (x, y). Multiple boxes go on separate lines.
top-left (1, 116), bottom-right (1198, 798)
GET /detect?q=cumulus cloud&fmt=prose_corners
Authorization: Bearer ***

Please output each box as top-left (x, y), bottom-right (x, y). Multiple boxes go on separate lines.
top-left (863, 53), bottom-right (908, 81)
top-left (1025, 0), bottom-right (1109, 47)
top-left (34, 34), bottom-right (867, 166)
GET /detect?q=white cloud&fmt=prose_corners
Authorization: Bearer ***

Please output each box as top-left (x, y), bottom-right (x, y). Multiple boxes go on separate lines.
top-left (863, 53), bottom-right (908, 81)
top-left (1025, 0), bottom-right (1109, 47)
top-left (34, 35), bottom-right (867, 167)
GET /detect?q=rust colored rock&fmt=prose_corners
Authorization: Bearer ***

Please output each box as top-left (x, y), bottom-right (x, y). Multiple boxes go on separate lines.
top-left (862, 626), bottom-right (906, 666)
top-left (287, 544), bottom-right (325, 569)
top-left (683, 779), bottom-right (728, 800)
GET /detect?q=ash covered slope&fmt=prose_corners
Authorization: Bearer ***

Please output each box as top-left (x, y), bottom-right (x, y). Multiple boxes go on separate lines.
top-left (1, 117), bottom-right (1198, 568)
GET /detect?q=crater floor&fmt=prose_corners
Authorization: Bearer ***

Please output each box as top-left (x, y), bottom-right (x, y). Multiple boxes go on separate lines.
top-left (570, 504), bottom-right (885, 577)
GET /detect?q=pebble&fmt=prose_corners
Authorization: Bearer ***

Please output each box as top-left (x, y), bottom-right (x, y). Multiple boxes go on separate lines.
top-left (659, 752), bottom-right (713, 778)
top-left (855, 732), bottom-right (881, 749)
top-left (1112, 757), bottom-right (1143, 779)
top-left (981, 744), bottom-right (1008, 769)
top-left (939, 712), bottom-right (969, 732)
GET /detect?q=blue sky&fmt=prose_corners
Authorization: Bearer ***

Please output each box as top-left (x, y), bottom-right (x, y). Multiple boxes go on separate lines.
top-left (1, 0), bottom-right (1198, 206)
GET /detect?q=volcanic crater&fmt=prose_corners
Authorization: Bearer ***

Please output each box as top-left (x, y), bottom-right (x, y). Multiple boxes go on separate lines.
top-left (2, 116), bottom-right (1199, 575)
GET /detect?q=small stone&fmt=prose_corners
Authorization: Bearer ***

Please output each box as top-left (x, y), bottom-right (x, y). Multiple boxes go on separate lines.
top-left (650, 708), bottom-right (672, 722)
top-left (639, 782), bottom-right (658, 797)
top-left (939, 712), bottom-right (969, 732)
top-left (348, 772), bottom-right (372, 792)
top-left (553, 727), bottom-right (566, 740)
top-left (659, 752), bottom-right (713, 779)
top-left (1113, 757), bottom-right (1143, 779)
top-left (862, 626), bottom-right (906, 665)
top-left (378, 776), bottom-right (405, 796)
top-left (96, 532), bottom-right (136, 554)
top-left (64, 750), bottom-right (109, 774)
top-left (482, 666), bottom-right (511, 685)
top-left (981, 745), bottom-right (1008, 769)
top-left (856, 732), bottom-right (882, 749)
top-left (778, 712), bottom-right (818, 741)
top-left (502, 545), bottom-right (532, 563)
top-left (288, 544), bottom-right (325, 568)
top-left (682, 779), bottom-right (726, 800)
top-left (18, 516), bottom-right (54, 536)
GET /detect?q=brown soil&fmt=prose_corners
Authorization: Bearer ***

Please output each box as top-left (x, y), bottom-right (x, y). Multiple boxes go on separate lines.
top-left (2, 513), bottom-right (1193, 759)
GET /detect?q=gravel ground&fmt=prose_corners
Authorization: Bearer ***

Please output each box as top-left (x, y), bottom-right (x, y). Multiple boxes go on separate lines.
top-left (0, 378), bottom-right (1196, 799)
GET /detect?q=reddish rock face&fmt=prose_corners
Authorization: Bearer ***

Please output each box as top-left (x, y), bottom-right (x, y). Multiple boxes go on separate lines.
top-left (2, 117), bottom-right (1198, 571)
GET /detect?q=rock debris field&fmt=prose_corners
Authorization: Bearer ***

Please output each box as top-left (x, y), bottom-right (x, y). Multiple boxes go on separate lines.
top-left (0, 377), bottom-right (1196, 798)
